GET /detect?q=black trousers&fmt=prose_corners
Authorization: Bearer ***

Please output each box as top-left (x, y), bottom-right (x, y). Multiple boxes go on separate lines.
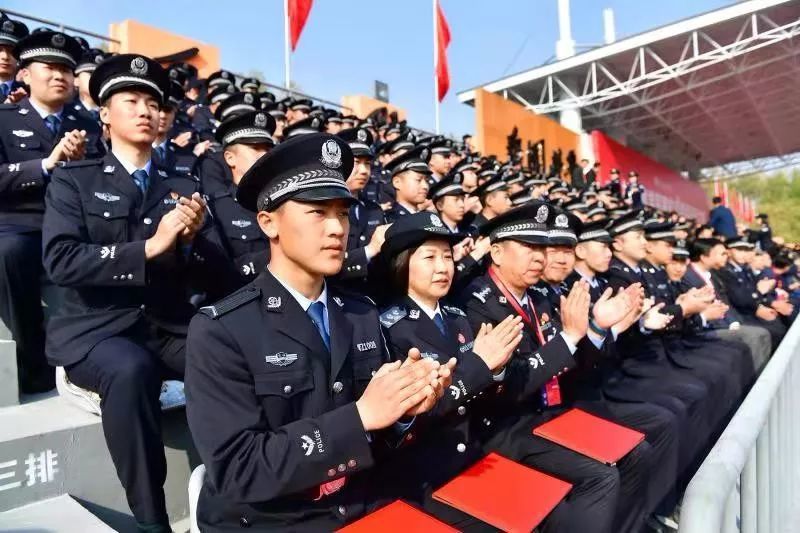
top-left (0, 231), bottom-right (51, 390)
top-left (485, 414), bottom-right (626, 533)
top-left (65, 322), bottom-right (186, 527)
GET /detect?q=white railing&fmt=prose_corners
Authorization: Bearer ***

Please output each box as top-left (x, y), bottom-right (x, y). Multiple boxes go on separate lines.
top-left (680, 319), bottom-right (800, 533)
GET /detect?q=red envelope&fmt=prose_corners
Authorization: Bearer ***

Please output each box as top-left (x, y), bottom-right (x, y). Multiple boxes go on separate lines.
top-left (338, 500), bottom-right (458, 532)
top-left (432, 453), bottom-right (572, 532)
top-left (533, 407), bottom-right (646, 465)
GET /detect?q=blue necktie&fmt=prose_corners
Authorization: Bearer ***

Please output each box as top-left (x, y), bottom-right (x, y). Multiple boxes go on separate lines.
top-left (433, 312), bottom-right (447, 337)
top-left (307, 301), bottom-right (330, 351)
top-left (131, 169), bottom-right (149, 194)
top-left (0, 83), bottom-right (9, 99)
top-left (154, 144), bottom-right (166, 161)
top-left (45, 114), bottom-right (61, 135)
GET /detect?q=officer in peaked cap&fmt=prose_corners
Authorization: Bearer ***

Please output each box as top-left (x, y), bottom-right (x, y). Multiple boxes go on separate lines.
top-left (469, 174), bottom-right (511, 230)
top-left (72, 48), bottom-right (107, 122)
top-left (257, 90), bottom-right (276, 107)
top-left (263, 101), bottom-right (288, 141)
top-left (0, 30), bottom-right (104, 393)
top-left (193, 84), bottom-right (236, 141)
top-left (286, 96), bottom-right (313, 124)
top-left (283, 114), bottom-right (324, 139)
top-left (428, 171), bottom-right (467, 234)
top-left (427, 137), bottom-right (452, 185)
top-left (213, 91), bottom-right (258, 122)
top-left (42, 53), bottom-right (233, 532)
top-left (240, 76), bottom-right (260, 93)
top-left (383, 145), bottom-right (432, 222)
top-left (186, 132), bottom-right (446, 530)
top-left (624, 170), bottom-right (645, 210)
top-left (334, 127), bottom-right (388, 286)
top-left (0, 15), bottom-right (28, 99)
top-left (152, 79), bottom-right (201, 176)
top-left (207, 69), bottom-right (236, 90)
top-left (207, 110), bottom-right (276, 285)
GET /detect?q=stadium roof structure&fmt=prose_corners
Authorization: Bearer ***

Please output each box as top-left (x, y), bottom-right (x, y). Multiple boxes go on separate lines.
top-left (457, 0), bottom-right (800, 180)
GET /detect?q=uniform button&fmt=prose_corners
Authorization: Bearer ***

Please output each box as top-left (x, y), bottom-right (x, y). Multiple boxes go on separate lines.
top-left (143, 217), bottom-right (152, 225)
top-left (332, 381), bottom-right (343, 394)
top-left (127, 274), bottom-right (133, 280)
top-left (113, 275), bottom-right (118, 280)
top-left (483, 418), bottom-right (492, 426)
top-left (356, 265), bottom-right (361, 270)
top-left (457, 406), bottom-right (466, 415)
top-left (337, 464), bottom-right (346, 472)
top-left (347, 459), bottom-right (357, 468)
top-left (103, 211), bottom-right (110, 218)
top-left (404, 433), bottom-right (414, 442)
top-left (20, 143), bottom-right (25, 148)
top-left (496, 385), bottom-right (504, 393)
top-left (241, 234), bottom-right (247, 239)
top-left (359, 235), bottom-right (366, 241)
top-left (283, 385), bottom-right (292, 394)
top-left (327, 468), bottom-right (336, 477)
top-left (457, 443), bottom-right (466, 453)
top-left (239, 517), bottom-right (250, 528)
top-left (338, 505), bottom-right (347, 516)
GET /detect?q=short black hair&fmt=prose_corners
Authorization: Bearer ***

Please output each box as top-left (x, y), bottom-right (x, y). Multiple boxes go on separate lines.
top-left (689, 238), bottom-right (723, 262)
top-left (712, 196), bottom-right (722, 204)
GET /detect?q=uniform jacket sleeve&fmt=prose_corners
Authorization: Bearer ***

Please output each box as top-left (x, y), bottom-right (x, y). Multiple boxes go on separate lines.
top-left (42, 168), bottom-right (147, 287)
top-left (185, 313), bottom-right (375, 503)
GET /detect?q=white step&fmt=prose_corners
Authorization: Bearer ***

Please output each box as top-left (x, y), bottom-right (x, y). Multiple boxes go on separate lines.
top-left (0, 494), bottom-right (116, 532)
top-left (0, 340), bottom-right (19, 407)
top-left (0, 393), bottom-right (197, 531)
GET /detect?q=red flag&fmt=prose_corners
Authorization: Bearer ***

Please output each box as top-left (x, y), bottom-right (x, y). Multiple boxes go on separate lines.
top-left (436, 0), bottom-right (451, 102)
top-left (288, 0), bottom-right (314, 51)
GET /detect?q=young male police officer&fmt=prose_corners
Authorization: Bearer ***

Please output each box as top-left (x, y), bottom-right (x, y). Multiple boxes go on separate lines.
top-left (185, 132), bottom-right (450, 531)
top-left (42, 54), bottom-right (231, 532)
top-left (0, 30), bottom-right (104, 392)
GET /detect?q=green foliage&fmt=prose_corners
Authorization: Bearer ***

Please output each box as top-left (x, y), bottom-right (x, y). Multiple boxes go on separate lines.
top-left (706, 169), bottom-right (800, 242)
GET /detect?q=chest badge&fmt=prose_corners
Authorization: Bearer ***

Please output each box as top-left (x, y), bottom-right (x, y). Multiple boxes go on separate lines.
top-left (94, 192), bottom-right (120, 202)
top-left (231, 220), bottom-right (252, 228)
top-left (265, 352), bottom-right (298, 367)
top-left (12, 130), bottom-right (33, 138)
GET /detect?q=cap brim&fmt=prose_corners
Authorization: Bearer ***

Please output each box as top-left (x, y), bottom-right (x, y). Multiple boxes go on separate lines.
top-left (292, 187), bottom-right (357, 205)
top-left (381, 230), bottom-right (465, 258)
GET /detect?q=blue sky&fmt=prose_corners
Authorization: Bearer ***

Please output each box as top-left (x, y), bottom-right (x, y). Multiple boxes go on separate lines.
top-left (3, 0), bottom-right (730, 135)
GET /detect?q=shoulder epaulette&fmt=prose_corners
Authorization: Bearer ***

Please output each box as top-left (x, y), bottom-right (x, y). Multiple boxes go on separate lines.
top-left (199, 286), bottom-right (260, 319)
top-left (442, 305), bottom-right (466, 317)
top-left (62, 159), bottom-right (103, 169)
top-left (471, 285), bottom-right (492, 303)
top-left (379, 306), bottom-right (407, 328)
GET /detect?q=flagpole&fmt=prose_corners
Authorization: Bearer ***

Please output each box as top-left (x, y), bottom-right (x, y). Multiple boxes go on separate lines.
top-left (433, 0), bottom-right (440, 134)
top-left (284, 0), bottom-right (291, 92)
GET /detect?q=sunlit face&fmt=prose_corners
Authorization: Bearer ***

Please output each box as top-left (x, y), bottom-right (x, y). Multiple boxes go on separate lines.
top-left (461, 169), bottom-right (478, 193)
top-left (346, 155), bottom-right (371, 193)
top-left (408, 240), bottom-right (455, 302)
top-left (257, 199), bottom-right (351, 276)
top-left (665, 259), bottom-right (688, 281)
top-left (485, 189), bottom-right (512, 215)
top-left (613, 230), bottom-right (647, 262)
top-left (705, 244), bottom-right (728, 269)
top-left (729, 248), bottom-right (750, 266)
top-left (544, 245), bottom-right (576, 282)
top-left (100, 90), bottom-right (160, 146)
top-left (646, 239), bottom-right (674, 266)
top-left (436, 194), bottom-right (465, 224)
top-left (21, 62), bottom-right (74, 106)
top-left (0, 44), bottom-right (17, 79)
top-left (289, 108), bottom-right (309, 124)
top-left (491, 240), bottom-right (546, 291)
top-left (75, 71), bottom-right (92, 99)
top-left (392, 170), bottom-right (429, 204)
top-left (576, 241), bottom-right (613, 273)
top-left (429, 153), bottom-right (451, 175)
top-left (274, 117), bottom-right (287, 139)
top-left (223, 143), bottom-right (271, 184)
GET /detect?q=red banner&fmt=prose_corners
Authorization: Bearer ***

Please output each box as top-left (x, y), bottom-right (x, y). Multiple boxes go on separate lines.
top-left (289, 0), bottom-right (314, 51)
top-left (436, 0), bottom-right (451, 102)
top-left (591, 131), bottom-right (710, 221)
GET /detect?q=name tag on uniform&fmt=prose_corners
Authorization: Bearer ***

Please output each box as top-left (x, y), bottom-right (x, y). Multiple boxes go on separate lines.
top-left (357, 341), bottom-right (377, 352)
top-left (94, 192), bottom-right (120, 202)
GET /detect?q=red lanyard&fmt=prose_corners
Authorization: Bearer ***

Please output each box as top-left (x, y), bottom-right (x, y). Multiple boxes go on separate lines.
top-left (488, 266), bottom-right (545, 345)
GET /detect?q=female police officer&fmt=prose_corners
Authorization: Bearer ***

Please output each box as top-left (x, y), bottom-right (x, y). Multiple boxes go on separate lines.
top-left (185, 133), bottom-right (451, 531)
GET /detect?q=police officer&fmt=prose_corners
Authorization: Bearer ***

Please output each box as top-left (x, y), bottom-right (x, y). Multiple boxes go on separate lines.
top-left (72, 47), bottom-right (106, 122)
top-left (334, 127), bottom-right (388, 284)
top-left (458, 203), bottom-right (622, 533)
top-left (384, 146), bottom-right (432, 222)
top-left (754, 213), bottom-right (773, 251)
top-left (185, 132), bottom-right (448, 531)
top-left (0, 30), bottom-right (104, 393)
top-left (209, 109), bottom-right (276, 285)
top-left (0, 15), bottom-right (28, 102)
top-left (624, 171), bottom-right (645, 209)
top-left (152, 79), bottom-right (203, 176)
top-left (42, 54), bottom-right (232, 531)
top-left (427, 138), bottom-right (452, 185)
top-left (469, 175), bottom-right (511, 229)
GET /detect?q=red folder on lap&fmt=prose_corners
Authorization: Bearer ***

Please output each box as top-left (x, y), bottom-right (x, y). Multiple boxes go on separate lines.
top-left (432, 453), bottom-right (572, 532)
top-left (338, 500), bottom-right (458, 532)
top-left (533, 408), bottom-right (646, 465)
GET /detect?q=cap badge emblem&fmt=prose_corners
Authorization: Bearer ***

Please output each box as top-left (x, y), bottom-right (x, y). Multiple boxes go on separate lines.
top-left (130, 57), bottom-right (148, 76)
top-left (254, 113), bottom-right (267, 128)
top-left (555, 214), bottom-right (569, 228)
top-left (357, 129), bottom-right (367, 142)
top-left (320, 139), bottom-right (342, 169)
top-left (51, 34), bottom-right (66, 47)
top-left (536, 205), bottom-right (548, 223)
top-left (430, 214), bottom-right (443, 228)
top-left (2, 21), bottom-right (14, 32)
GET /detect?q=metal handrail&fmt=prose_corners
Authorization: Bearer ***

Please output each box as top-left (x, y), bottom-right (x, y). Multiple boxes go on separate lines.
top-left (0, 7), bottom-right (120, 43)
top-left (680, 318), bottom-right (800, 532)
